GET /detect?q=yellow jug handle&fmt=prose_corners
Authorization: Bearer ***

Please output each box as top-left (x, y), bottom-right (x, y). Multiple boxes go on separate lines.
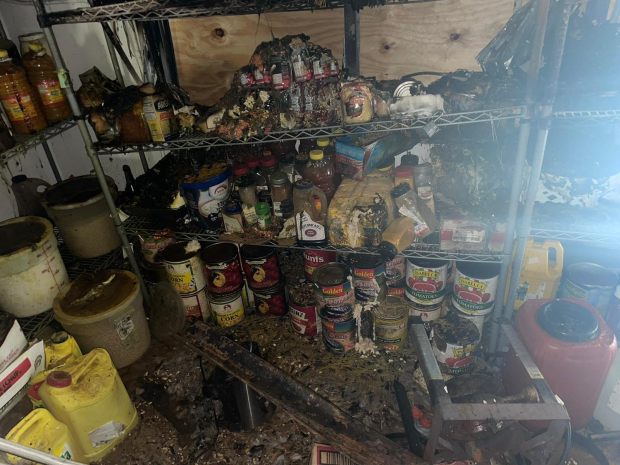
top-left (68, 349), bottom-right (105, 384)
top-left (546, 243), bottom-right (564, 274)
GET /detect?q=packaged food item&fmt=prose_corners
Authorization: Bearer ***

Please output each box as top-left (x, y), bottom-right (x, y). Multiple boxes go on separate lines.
top-left (303, 249), bottom-right (337, 280)
top-left (293, 180), bottom-right (328, 245)
top-left (270, 171), bottom-right (292, 218)
top-left (412, 163), bottom-right (435, 213)
top-left (439, 211), bottom-right (488, 252)
top-left (141, 84), bottom-right (176, 142)
top-left (0, 49), bottom-right (47, 134)
top-left (138, 229), bottom-right (175, 264)
top-left (255, 202), bottom-right (272, 230)
top-left (340, 80), bottom-right (373, 124)
top-left (118, 100), bottom-right (151, 143)
top-left (240, 245), bottom-right (281, 290)
top-left (288, 282), bottom-right (320, 337)
top-left (303, 149), bottom-right (337, 202)
top-left (351, 254), bottom-right (387, 304)
top-left (254, 285), bottom-right (287, 316)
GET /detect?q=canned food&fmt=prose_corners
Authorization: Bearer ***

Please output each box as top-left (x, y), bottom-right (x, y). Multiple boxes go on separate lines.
top-left (559, 262), bottom-right (618, 318)
top-left (254, 284), bottom-right (287, 316)
top-left (240, 245), bottom-right (281, 290)
top-left (180, 288), bottom-right (210, 321)
top-left (351, 254), bottom-right (387, 304)
top-left (452, 262), bottom-right (500, 316)
top-left (288, 282), bottom-right (320, 337)
top-left (160, 241), bottom-right (207, 295)
top-left (386, 256), bottom-right (406, 287)
top-left (432, 315), bottom-right (479, 375)
top-left (373, 297), bottom-right (409, 351)
top-left (209, 291), bottom-right (245, 327)
top-left (303, 249), bottom-right (337, 280)
top-left (405, 258), bottom-right (449, 305)
top-left (202, 243), bottom-right (244, 295)
top-left (319, 308), bottom-right (356, 354)
top-left (313, 262), bottom-right (355, 308)
top-left (409, 302), bottom-right (442, 322)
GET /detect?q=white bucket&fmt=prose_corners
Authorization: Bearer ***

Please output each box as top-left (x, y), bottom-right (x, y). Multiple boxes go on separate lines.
top-left (0, 216), bottom-right (69, 317)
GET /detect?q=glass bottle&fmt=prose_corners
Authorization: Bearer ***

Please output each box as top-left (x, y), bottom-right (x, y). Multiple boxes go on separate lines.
top-left (270, 171), bottom-right (292, 218)
top-left (255, 202), bottom-right (272, 230)
top-left (22, 42), bottom-right (71, 123)
top-left (302, 149), bottom-right (337, 202)
top-left (0, 49), bottom-right (47, 135)
top-left (293, 180), bottom-right (328, 245)
top-left (316, 138), bottom-right (340, 186)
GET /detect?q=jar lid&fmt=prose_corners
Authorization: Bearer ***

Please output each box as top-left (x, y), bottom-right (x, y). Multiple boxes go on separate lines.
top-left (309, 149), bottom-right (324, 161)
top-left (28, 42), bottom-right (43, 53)
top-left (261, 154), bottom-right (277, 168)
top-left (316, 139), bottom-right (330, 148)
top-left (47, 371), bottom-right (72, 388)
top-left (270, 171), bottom-right (289, 186)
top-left (233, 164), bottom-right (249, 177)
top-left (537, 299), bottom-right (599, 342)
top-left (0, 50), bottom-right (8, 59)
top-left (247, 157), bottom-right (260, 169)
top-left (293, 179), bottom-right (314, 190)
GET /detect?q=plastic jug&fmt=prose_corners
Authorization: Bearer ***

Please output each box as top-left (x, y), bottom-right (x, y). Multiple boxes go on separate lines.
top-left (6, 408), bottom-right (81, 463)
top-left (44, 331), bottom-right (82, 369)
top-left (38, 349), bottom-right (138, 463)
top-left (11, 175), bottom-right (50, 217)
top-left (513, 239), bottom-right (563, 309)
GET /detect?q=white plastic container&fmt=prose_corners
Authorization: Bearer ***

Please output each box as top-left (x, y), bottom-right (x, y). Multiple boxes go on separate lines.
top-left (0, 216), bottom-right (69, 317)
top-left (594, 352), bottom-right (620, 431)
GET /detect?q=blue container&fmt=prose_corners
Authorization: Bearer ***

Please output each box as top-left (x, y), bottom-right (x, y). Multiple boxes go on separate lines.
top-left (180, 169), bottom-right (231, 231)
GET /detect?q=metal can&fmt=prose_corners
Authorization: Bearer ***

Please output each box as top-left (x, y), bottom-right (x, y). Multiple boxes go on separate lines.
top-left (373, 298), bottom-right (409, 351)
top-left (180, 287), bottom-right (210, 321)
top-left (313, 262), bottom-right (355, 309)
top-left (386, 256), bottom-right (406, 288)
top-left (405, 258), bottom-right (449, 305)
top-left (351, 254), bottom-right (387, 304)
top-left (160, 241), bottom-right (207, 295)
top-left (319, 307), bottom-right (356, 354)
top-left (431, 315), bottom-right (480, 375)
top-left (409, 302), bottom-right (442, 322)
top-left (451, 262), bottom-right (501, 316)
top-left (254, 284), bottom-right (287, 316)
top-left (240, 245), bottom-right (281, 290)
top-left (209, 291), bottom-right (245, 328)
top-left (202, 243), bottom-right (243, 295)
top-left (287, 282), bottom-right (320, 337)
top-left (559, 263), bottom-right (618, 318)
top-left (303, 249), bottom-right (338, 280)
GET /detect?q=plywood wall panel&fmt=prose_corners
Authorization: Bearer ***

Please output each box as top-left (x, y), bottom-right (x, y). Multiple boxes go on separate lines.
top-left (170, 0), bottom-right (514, 105)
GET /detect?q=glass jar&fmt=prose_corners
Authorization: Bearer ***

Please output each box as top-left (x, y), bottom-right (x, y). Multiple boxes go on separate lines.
top-left (302, 149), bottom-right (337, 202)
top-left (257, 150), bottom-right (278, 193)
top-left (270, 171), bottom-right (292, 218)
top-left (412, 163), bottom-right (435, 213)
top-left (255, 202), bottom-right (272, 230)
top-left (239, 178), bottom-right (258, 226)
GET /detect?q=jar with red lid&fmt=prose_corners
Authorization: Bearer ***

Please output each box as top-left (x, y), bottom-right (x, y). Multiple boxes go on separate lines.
top-left (254, 284), bottom-right (287, 316)
top-left (240, 245), bottom-right (281, 290)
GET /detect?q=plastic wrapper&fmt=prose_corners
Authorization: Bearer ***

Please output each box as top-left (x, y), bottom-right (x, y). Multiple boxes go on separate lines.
top-left (341, 80), bottom-right (374, 124)
top-left (393, 187), bottom-right (437, 238)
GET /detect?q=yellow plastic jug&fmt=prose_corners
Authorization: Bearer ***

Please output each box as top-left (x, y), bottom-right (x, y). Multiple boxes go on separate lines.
top-left (38, 348), bottom-right (138, 463)
top-left (44, 331), bottom-right (82, 369)
top-left (6, 408), bottom-right (80, 463)
top-left (514, 239), bottom-right (564, 309)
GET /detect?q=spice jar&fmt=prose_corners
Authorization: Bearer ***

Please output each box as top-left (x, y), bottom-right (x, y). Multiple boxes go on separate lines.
top-left (255, 202), bottom-right (272, 230)
top-left (270, 171), bottom-right (292, 218)
top-left (412, 163), bottom-right (435, 213)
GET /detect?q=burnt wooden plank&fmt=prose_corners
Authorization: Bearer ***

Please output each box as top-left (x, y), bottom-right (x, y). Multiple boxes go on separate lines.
top-left (178, 323), bottom-right (425, 465)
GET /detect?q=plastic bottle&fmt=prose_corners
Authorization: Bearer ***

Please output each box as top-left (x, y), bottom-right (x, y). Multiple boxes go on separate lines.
top-left (22, 42), bottom-right (71, 123)
top-left (0, 49), bottom-right (47, 134)
top-left (293, 179), bottom-right (328, 245)
top-left (302, 149), bottom-right (337, 202)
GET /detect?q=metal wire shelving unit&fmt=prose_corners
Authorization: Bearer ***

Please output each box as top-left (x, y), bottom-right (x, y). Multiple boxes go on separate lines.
top-left (95, 107), bottom-right (523, 154)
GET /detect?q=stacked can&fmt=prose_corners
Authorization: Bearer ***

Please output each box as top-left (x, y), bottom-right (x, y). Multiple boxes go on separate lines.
top-left (202, 243), bottom-right (246, 327)
top-left (287, 281), bottom-right (320, 337)
top-left (450, 262), bottom-right (501, 336)
top-left (386, 256), bottom-right (406, 297)
top-left (351, 255), bottom-right (387, 304)
top-left (405, 258), bottom-right (450, 322)
top-left (313, 262), bottom-right (356, 354)
top-left (303, 249), bottom-right (337, 281)
top-left (161, 241), bottom-right (210, 321)
top-left (240, 245), bottom-right (286, 316)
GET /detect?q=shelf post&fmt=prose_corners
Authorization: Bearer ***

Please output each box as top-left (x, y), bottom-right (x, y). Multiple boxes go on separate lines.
top-left (33, 0), bottom-right (150, 303)
top-left (344, 0), bottom-right (360, 76)
top-left (41, 140), bottom-right (62, 183)
top-left (102, 23), bottom-right (125, 87)
top-left (487, 0), bottom-right (554, 354)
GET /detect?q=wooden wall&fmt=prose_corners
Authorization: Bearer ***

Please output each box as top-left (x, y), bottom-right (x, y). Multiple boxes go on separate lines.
top-left (170, 0), bottom-right (515, 105)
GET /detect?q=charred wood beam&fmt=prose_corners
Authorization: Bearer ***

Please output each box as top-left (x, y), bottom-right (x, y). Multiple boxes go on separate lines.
top-left (178, 323), bottom-right (425, 465)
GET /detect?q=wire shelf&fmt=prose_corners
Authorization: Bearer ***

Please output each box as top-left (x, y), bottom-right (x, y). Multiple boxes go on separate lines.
top-left (552, 109), bottom-right (620, 122)
top-left (17, 311), bottom-right (56, 341)
top-left (0, 119), bottom-right (77, 165)
top-left (529, 228), bottom-right (620, 249)
top-left (124, 215), bottom-right (506, 262)
top-left (44, 0), bottom-right (441, 24)
top-left (58, 245), bottom-right (126, 280)
top-left (95, 107), bottom-right (524, 155)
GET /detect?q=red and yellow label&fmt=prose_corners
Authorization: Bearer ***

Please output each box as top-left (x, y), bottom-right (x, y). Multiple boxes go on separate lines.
top-left (1, 93), bottom-right (37, 121)
top-left (36, 79), bottom-right (65, 105)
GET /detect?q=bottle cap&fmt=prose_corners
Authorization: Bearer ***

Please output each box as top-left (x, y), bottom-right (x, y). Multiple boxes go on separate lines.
top-left (28, 42), bottom-right (43, 53)
top-left (47, 371), bottom-right (72, 388)
top-left (316, 138), bottom-right (330, 148)
top-left (233, 164), bottom-right (249, 177)
top-left (246, 157), bottom-right (259, 169)
top-left (0, 50), bottom-right (9, 59)
top-left (50, 331), bottom-right (69, 344)
top-left (309, 149), bottom-right (324, 161)
top-left (260, 154), bottom-right (277, 168)
top-left (270, 171), bottom-right (288, 186)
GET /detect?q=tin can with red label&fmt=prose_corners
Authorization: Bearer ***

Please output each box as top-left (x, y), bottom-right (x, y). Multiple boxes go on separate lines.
top-left (240, 245), bottom-right (281, 290)
top-left (313, 262), bottom-right (354, 309)
top-left (254, 284), bottom-right (287, 316)
top-left (352, 254), bottom-right (387, 304)
top-left (303, 249), bottom-right (337, 280)
top-left (202, 243), bottom-right (243, 295)
top-left (451, 262), bottom-right (500, 316)
top-left (287, 282), bottom-right (320, 337)
top-left (405, 258), bottom-right (449, 305)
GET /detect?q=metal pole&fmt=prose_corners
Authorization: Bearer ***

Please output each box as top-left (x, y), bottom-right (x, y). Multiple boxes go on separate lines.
top-left (0, 438), bottom-right (87, 465)
top-left (34, 0), bottom-right (149, 303)
top-left (487, 0), bottom-right (553, 354)
top-left (138, 148), bottom-right (148, 172)
top-left (503, 0), bottom-right (573, 321)
top-left (344, 0), bottom-right (360, 76)
top-left (102, 22), bottom-right (125, 87)
top-left (41, 140), bottom-right (62, 182)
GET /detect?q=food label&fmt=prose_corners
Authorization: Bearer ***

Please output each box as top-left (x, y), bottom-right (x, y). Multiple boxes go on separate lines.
top-left (452, 269), bottom-right (498, 315)
top-left (405, 261), bottom-right (448, 305)
top-left (165, 257), bottom-right (206, 294)
top-left (292, 60), bottom-right (312, 82)
top-left (181, 289), bottom-right (210, 320)
top-left (273, 201), bottom-right (283, 217)
top-left (386, 257), bottom-right (406, 287)
top-left (312, 60), bottom-right (326, 79)
top-left (316, 280), bottom-right (355, 308)
top-left (114, 315), bottom-right (135, 342)
top-left (211, 295), bottom-right (245, 327)
top-left (254, 290), bottom-right (286, 315)
top-left (223, 213), bottom-right (244, 233)
top-left (242, 203), bottom-right (258, 225)
top-left (432, 337), bottom-right (476, 374)
top-left (296, 211), bottom-right (326, 242)
top-left (303, 249), bottom-right (337, 280)
top-left (289, 303), bottom-right (320, 337)
top-left (1, 93), bottom-right (38, 122)
top-left (89, 421), bottom-right (125, 447)
top-left (242, 255), bottom-right (280, 289)
top-left (36, 79), bottom-right (65, 105)
top-left (409, 304), bottom-right (441, 321)
top-left (353, 275), bottom-right (386, 304)
top-left (374, 319), bottom-right (407, 351)
top-left (205, 257), bottom-right (243, 294)
top-left (143, 96), bottom-right (173, 142)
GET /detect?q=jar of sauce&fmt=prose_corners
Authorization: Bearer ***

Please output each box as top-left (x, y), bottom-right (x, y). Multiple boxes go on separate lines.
top-left (302, 149), bottom-right (337, 202)
top-left (270, 171), bottom-right (292, 218)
